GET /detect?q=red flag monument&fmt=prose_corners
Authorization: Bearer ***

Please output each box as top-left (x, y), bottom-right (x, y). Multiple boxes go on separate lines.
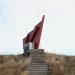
top-left (23, 15), bottom-right (45, 49)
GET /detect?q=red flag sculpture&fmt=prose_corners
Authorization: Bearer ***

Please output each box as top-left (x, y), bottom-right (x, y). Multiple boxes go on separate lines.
top-left (23, 15), bottom-right (45, 49)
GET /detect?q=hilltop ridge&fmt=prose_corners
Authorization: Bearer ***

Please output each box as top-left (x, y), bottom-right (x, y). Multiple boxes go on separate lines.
top-left (0, 52), bottom-right (75, 75)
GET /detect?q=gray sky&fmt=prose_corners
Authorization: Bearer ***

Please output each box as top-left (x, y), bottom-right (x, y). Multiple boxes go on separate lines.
top-left (0, 0), bottom-right (75, 55)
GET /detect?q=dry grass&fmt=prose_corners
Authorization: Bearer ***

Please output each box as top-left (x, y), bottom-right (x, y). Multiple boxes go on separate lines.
top-left (45, 53), bottom-right (75, 75)
top-left (0, 52), bottom-right (75, 75)
top-left (0, 55), bottom-right (31, 75)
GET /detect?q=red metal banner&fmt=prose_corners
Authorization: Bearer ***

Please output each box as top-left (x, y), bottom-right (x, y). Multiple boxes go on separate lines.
top-left (23, 15), bottom-right (45, 49)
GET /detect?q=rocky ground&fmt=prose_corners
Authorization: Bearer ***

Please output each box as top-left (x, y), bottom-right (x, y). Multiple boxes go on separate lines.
top-left (0, 53), bottom-right (75, 75)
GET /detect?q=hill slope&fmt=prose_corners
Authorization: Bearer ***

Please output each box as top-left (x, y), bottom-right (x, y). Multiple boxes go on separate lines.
top-left (45, 53), bottom-right (75, 75)
top-left (0, 53), bottom-right (75, 75)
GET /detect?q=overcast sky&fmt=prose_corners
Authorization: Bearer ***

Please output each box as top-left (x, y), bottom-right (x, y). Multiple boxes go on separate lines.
top-left (0, 0), bottom-right (75, 55)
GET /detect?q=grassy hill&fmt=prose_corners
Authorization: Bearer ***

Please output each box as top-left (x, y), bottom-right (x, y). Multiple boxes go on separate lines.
top-left (45, 53), bottom-right (75, 75)
top-left (0, 55), bottom-right (31, 75)
top-left (0, 53), bottom-right (75, 75)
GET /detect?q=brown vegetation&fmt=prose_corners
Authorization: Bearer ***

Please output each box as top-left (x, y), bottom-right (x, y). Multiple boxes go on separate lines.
top-left (0, 55), bottom-right (31, 75)
top-left (45, 53), bottom-right (75, 75)
top-left (0, 53), bottom-right (75, 75)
